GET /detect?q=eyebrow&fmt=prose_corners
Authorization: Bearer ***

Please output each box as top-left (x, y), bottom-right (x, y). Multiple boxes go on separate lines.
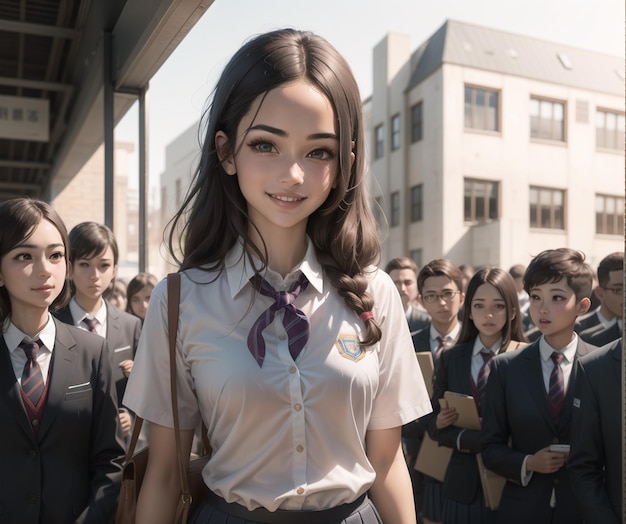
top-left (15, 242), bottom-right (64, 250)
top-left (248, 124), bottom-right (338, 141)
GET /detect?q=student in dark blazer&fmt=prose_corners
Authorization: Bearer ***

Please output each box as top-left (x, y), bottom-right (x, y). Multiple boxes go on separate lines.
top-left (429, 267), bottom-right (527, 524)
top-left (52, 222), bottom-right (141, 439)
top-left (568, 339), bottom-right (622, 523)
top-left (582, 320), bottom-right (622, 347)
top-left (0, 198), bottom-right (124, 523)
top-left (481, 249), bottom-right (596, 524)
top-left (575, 252), bottom-right (623, 336)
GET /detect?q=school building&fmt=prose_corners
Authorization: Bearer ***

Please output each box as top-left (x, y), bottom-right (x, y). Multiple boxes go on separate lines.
top-left (367, 20), bottom-right (624, 271)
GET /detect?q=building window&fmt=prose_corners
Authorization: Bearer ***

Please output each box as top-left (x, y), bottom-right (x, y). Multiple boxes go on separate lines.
top-left (390, 114), bottom-right (401, 151)
top-left (529, 187), bottom-right (565, 229)
top-left (464, 86), bottom-right (499, 131)
top-left (374, 124), bottom-right (384, 159)
top-left (390, 191), bottom-right (400, 227)
top-left (410, 249), bottom-right (423, 268)
top-left (596, 194), bottom-right (624, 235)
top-left (464, 179), bottom-right (499, 223)
top-left (530, 97), bottom-right (565, 141)
top-left (596, 109), bottom-right (625, 150)
top-left (411, 102), bottom-right (423, 142)
top-left (410, 185), bottom-right (423, 222)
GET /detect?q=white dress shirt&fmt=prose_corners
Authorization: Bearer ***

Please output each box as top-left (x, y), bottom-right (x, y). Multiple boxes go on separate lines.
top-left (124, 239), bottom-right (431, 511)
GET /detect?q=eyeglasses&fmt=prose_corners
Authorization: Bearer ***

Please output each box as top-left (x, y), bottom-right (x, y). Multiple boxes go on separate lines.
top-left (421, 290), bottom-right (461, 303)
top-left (601, 286), bottom-right (623, 296)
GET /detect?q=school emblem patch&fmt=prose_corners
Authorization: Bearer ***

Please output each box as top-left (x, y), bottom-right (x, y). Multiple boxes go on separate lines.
top-left (335, 334), bottom-right (365, 362)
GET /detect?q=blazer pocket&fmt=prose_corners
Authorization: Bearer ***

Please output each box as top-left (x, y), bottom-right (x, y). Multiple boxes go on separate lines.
top-left (65, 381), bottom-right (93, 399)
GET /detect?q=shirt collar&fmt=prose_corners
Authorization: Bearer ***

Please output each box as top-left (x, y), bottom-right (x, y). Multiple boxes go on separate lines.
top-left (539, 333), bottom-right (578, 363)
top-left (472, 336), bottom-right (502, 355)
top-left (225, 236), bottom-right (324, 299)
top-left (69, 296), bottom-right (107, 325)
top-left (430, 322), bottom-right (461, 344)
top-left (5, 314), bottom-right (56, 354)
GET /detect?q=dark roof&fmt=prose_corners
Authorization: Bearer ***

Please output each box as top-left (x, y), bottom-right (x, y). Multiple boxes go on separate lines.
top-left (407, 19), bottom-right (623, 96)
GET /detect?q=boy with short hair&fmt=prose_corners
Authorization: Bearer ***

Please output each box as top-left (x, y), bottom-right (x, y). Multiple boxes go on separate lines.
top-left (53, 222), bottom-right (141, 439)
top-left (481, 248), bottom-right (596, 524)
top-left (406, 258), bottom-right (465, 524)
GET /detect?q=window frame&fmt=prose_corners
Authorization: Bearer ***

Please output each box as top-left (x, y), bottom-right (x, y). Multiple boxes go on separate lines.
top-left (374, 124), bottom-right (384, 159)
top-left (530, 96), bottom-right (566, 142)
top-left (529, 186), bottom-right (566, 230)
top-left (411, 102), bottom-right (423, 143)
top-left (595, 194), bottom-right (624, 235)
top-left (595, 108), bottom-right (625, 150)
top-left (391, 113), bottom-right (401, 151)
top-left (390, 191), bottom-right (400, 227)
top-left (410, 184), bottom-right (423, 222)
top-left (463, 178), bottom-right (500, 224)
top-left (464, 85), bottom-right (500, 132)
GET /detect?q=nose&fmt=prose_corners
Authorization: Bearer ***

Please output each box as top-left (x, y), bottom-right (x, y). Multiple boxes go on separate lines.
top-left (281, 160), bottom-right (304, 185)
top-left (37, 256), bottom-right (52, 276)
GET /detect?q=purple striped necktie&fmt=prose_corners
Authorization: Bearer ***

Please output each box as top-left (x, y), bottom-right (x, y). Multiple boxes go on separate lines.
top-left (20, 339), bottom-right (45, 406)
top-left (476, 349), bottom-right (494, 411)
top-left (247, 273), bottom-right (310, 367)
top-left (83, 317), bottom-right (98, 333)
top-left (548, 352), bottom-right (566, 423)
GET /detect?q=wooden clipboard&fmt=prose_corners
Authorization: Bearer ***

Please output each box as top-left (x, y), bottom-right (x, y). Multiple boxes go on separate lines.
top-left (443, 391), bottom-right (481, 431)
top-left (415, 352), bottom-right (434, 397)
top-left (414, 433), bottom-right (452, 482)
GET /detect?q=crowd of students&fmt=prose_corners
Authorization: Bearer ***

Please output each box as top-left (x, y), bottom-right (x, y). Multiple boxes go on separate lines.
top-left (0, 25), bottom-right (621, 524)
top-left (388, 250), bottom-right (623, 524)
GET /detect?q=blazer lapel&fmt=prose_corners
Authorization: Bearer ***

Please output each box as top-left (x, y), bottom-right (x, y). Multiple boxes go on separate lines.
top-left (105, 301), bottom-right (122, 351)
top-left (38, 320), bottom-right (77, 440)
top-left (559, 338), bottom-right (596, 431)
top-left (453, 342), bottom-right (473, 394)
top-left (0, 339), bottom-right (35, 441)
top-left (521, 341), bottom-right (556, 430)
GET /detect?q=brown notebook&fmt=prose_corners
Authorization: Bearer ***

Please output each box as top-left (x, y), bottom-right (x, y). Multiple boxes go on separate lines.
top-left (443, 391), bottom-right (481, 431)
top-left (414, 433), bottom-right (452, 482)
top-left (415, 352), bottom-right (434, 397)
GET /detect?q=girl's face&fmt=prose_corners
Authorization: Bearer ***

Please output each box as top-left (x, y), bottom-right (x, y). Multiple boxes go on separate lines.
top-left (0, 219), bottom-right (66, 315)
top-left (216, 80), bottom-right (341, 241)
top-left (129, 284), bottom-right (153, 320)
top-left (70, 245), bottom-right (117, 303)
top-left (470, 283), bottom-right (510, 347)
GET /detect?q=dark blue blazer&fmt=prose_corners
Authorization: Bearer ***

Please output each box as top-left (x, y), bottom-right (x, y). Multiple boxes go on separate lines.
top-left (481, 338), bottom-right (595, 524)
top-left (0, 319), bottom-right (124, 523)
top-left (583, 322), bottom-right (621, 347)
top-left (568, 339), bottom-right (622, 523)
top-left (53, 301), bottom-right (141, 408)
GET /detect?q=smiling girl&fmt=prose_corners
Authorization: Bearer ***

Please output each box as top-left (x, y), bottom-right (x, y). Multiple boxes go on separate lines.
top-left (0, 198), bottom-right (124, 522)
top-left (123, 28), bottom-right (431, 524)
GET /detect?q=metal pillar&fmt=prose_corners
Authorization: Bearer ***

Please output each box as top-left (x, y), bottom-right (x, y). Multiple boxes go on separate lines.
top-left (103, 31), bottom-right (114, 230)
top-left (138, 86), bottom-right (149, 272)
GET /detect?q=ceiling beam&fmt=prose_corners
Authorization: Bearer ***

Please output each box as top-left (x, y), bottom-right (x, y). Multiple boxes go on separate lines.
top-left (0, 76), bottom-right (73, 92)
top-left (0, 19), bottom-right (76, 39)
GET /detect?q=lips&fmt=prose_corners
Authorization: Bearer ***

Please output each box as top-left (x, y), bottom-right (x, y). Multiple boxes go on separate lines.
top-left (268, 193), bottom-right (305, 202)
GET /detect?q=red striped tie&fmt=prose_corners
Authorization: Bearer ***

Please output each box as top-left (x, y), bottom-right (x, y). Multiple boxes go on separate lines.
top-left (20, 339), bottom-right (44, 406)
top-left (476, 349), bottom-right (494, 411)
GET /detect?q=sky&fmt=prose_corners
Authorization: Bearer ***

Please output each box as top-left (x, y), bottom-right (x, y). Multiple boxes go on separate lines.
top-left (115, 0), bottom-right (624, 197)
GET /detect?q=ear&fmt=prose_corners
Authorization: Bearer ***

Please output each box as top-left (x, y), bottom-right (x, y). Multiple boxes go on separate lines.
top-left (215, 131), bottom-right (236, 175)
top-left (576, 297), bottom-right (591, 317)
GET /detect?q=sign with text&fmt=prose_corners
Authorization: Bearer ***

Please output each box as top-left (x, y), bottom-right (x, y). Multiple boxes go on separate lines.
top-left (0, 95), bottom-right (49, 142)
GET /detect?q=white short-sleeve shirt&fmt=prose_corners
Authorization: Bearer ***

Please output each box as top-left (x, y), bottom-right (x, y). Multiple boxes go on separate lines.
top-left (124, 239), bottom-right (431, 511)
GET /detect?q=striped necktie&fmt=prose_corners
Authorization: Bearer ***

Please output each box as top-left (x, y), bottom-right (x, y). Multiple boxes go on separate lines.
top-left (20, 339), bottom-right (45, 406)
top-left (83, 317), bottom-right (98, 333)
top-left (247, 273), bottom-right (310, 367)
top-left (476, 349), bottom-right (494, 411)
top-left (548, 352), bottom-right (566, 423)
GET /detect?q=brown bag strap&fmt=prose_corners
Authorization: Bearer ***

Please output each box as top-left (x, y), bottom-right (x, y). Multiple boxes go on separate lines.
top-left (167, 272), bottom-right (192, 510)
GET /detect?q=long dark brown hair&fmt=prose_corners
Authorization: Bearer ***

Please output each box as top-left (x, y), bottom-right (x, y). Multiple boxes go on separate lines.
top-left (457, 267), bottom-right (527, 348)
top-left (166, 29), bottom-right (381, 345)
top-left (0, 198), bottom-right (70, 326)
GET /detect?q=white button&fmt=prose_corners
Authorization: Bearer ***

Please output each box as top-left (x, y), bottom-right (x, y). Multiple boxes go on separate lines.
top-left (294, 404), bottom-right (302, 412)
top-left (296, 445), bottom-right (304, 453)
top-left (279, 334), bottom-right (287, 341)
top-left (289, 366), bottom-right (297, 374)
